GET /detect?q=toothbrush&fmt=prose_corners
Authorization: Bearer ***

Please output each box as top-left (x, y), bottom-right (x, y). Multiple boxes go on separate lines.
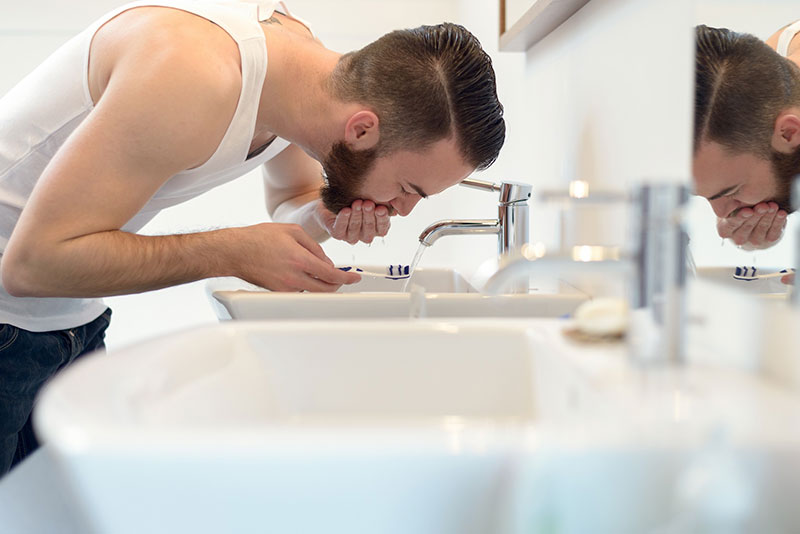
top-left (732, 266), bottom-right (794, 281)
top-left (338, 265), bottom-right (411, 279)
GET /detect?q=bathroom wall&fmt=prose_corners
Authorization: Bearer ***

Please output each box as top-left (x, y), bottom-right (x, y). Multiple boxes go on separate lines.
top-left (492, 0), bottom-right (696, 253)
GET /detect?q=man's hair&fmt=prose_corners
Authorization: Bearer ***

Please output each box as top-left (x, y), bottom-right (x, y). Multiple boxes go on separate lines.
top-left (695, 24), bottom-right (800, 210)
top-left (328, 22), bottom-right (505, 170)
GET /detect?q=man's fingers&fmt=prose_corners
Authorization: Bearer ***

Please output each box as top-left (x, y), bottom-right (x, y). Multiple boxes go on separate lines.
top-left (729, 211), bottom-right (760, 245)
top-left (375, 204), bottom-right (391, 236)
top-left (346, 200), bottom-right (363, 244)
top-left (748, 209), bottom-right (776, 246)
top-left (305, 257), bottom-right (361, 287)
top-left (292, 231), bottom-right (361, 288)
top-left (360, 201), bottom-right (377, 244)
top-left (717, 210), bottom-right (750, 239)
top-left (766, 211), bottom-right (788, 242)
top-left (331, 208), bottom-right (351, 240)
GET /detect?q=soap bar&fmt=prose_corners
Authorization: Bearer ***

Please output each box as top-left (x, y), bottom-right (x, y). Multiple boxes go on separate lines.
top-left (573, 297), bottom-right (629, 337)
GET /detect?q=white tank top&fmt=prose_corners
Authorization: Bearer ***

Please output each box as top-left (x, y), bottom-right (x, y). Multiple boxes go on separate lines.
top-left (777, 21), bottom-right (800, 57)
top-left (0, 0), bottom-right (311, 331)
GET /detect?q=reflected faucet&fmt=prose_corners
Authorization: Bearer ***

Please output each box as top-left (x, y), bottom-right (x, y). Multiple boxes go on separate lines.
top-left (484, 183), bottom-right (690, 365)
top-left (419, 178), bottom-right (532, 254)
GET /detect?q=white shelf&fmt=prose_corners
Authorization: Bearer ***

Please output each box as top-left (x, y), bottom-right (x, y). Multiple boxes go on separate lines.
top-left (500, 0), bottom-right (592, 51)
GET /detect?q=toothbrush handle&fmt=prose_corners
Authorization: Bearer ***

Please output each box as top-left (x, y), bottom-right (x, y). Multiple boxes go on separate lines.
top-left (752, 271), bottom-right (793, 280)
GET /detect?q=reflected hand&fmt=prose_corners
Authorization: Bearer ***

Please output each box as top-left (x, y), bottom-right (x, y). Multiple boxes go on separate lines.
top-left (317, 199), bottom-right (392, 245)
top-left (716, 201), bottom-right (787, 249)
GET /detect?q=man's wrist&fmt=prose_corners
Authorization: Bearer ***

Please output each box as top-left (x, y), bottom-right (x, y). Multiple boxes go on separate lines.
top-left (273, 198), bottom-right (329, 242)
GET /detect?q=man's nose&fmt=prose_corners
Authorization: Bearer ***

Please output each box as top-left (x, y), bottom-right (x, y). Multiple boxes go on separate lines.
top-left (708, 197), bottom-right (741, 218)
top-left (391, 195), bottom-right (421, 217)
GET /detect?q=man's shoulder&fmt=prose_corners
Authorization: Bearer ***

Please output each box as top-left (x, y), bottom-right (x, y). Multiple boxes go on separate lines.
top-left (91, 6), bottom-right (242, 101)
top-left (86, 8), bottom-right (245, 171)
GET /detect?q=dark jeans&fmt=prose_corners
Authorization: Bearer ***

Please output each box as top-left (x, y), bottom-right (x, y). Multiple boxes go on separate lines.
top-left (0, 308), bottom-right (111, 477)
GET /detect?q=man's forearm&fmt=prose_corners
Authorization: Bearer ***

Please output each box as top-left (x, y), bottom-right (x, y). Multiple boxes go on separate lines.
top-left (270, 191), bottom-right (329, 242)
top-left (2, 228), bottom-right (241, 298)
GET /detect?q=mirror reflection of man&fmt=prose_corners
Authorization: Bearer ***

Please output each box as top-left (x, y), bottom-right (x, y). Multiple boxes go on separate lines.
top-left (693, 24), bottom-right (800, 251)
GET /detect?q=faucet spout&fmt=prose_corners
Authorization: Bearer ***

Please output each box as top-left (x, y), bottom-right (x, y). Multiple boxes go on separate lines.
top-left (418, 219), bottom-right (500, 247)
top-left (417, 180), bottom-right (531, 253)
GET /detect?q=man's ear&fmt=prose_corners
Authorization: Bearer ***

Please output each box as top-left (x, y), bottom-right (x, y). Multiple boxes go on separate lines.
top-left (772, 109), bottom-right (800, 153)
top-left (343, 110), bottom-right (380, 150)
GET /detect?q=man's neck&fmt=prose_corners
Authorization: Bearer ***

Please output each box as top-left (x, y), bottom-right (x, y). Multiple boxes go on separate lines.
top-left (253, 28), bottom-right (346, 161)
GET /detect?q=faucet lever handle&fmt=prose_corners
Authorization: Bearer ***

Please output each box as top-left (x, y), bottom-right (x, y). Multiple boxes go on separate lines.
top-left (460, 178), bottom-right (501, 192)
top-left (498, 181), bottom-right (533, 204)
top-left (460, 178), bottom-right (533, 204)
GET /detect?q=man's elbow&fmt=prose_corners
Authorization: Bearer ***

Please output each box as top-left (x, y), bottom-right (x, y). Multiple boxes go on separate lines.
top-left (1, 247), bottom-right (47, 298)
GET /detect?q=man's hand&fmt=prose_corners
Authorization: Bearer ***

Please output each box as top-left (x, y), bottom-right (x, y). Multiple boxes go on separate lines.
top-left (717, 201), bottom-right (787, 249)
top-left (235, 223), bottom-right (361, 291)
top-left (316, 199), bottom-right (391, 245)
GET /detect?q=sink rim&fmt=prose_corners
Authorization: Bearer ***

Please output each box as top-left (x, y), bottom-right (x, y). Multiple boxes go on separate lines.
top-left (34, 319), bottom-right (555, 454)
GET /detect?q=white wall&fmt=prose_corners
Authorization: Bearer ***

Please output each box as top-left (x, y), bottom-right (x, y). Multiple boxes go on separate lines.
top-left (459, 0), bottom-right (696, 298)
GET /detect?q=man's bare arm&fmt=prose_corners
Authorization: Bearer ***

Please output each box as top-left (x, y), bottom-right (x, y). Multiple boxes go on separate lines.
top-left (1, 15), bottom-right (356, 297)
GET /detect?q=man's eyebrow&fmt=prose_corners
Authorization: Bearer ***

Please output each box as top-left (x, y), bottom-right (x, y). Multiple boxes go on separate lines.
top-left (707, 185), bottom-right (738, 201)
top-left (410, 183), bottom-right (428, 198)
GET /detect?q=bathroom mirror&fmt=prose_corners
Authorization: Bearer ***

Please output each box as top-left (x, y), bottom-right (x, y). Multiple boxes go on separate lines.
top-left (499, 0), bottom-right (592, 51)
top-left (689, 1), bottom-right (798, 271)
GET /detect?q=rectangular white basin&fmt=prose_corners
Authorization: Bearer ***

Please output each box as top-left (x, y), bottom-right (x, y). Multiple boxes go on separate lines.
top-left (207, 267), bottom-right (588, 320)
top-left (34, 321), bottom-right (544, 534)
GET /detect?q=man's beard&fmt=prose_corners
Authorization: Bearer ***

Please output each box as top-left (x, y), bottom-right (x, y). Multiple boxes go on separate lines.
top-left (319, 141), bottom-right (378, 214)
top-left (770, 146), bottom-right (800, 213)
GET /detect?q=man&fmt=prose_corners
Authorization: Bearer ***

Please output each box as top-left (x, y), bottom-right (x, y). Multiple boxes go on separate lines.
top-left (0, 1), bottom-right (505, 474)
top-left (693, 24), bottom-right (800, 250)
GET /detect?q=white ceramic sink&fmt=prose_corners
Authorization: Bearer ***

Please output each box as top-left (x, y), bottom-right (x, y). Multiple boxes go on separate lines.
top-left (35, 321), bottom-right (549, 534)
top-left (33, 319), bottom-right (800, 533)
top-left (207, 267), bottom-right (588, 320)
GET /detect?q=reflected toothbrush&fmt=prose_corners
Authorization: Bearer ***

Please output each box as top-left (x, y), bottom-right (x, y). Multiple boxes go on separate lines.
top-left (732, 266), bottom-right (795, 281)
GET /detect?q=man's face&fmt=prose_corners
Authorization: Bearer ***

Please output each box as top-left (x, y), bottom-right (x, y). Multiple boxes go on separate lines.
top-left (692, 140), bottom-right (778, 217)
top-left (321, 136), bottom-right (474, 216)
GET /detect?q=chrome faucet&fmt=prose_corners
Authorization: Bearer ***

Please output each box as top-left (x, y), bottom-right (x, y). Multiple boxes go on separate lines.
top-left (484, 182), bottom-right (689, 365)
top-left (418, 178), bottom-right (532, 255)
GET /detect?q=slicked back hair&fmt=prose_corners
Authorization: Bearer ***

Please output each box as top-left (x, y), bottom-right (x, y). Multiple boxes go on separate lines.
top-left (329, 22), bottom-right (505, 170)
top-left (695, 24), bottom-right (800, 210)
top-left (695, 24), bottom-right (800, 155)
